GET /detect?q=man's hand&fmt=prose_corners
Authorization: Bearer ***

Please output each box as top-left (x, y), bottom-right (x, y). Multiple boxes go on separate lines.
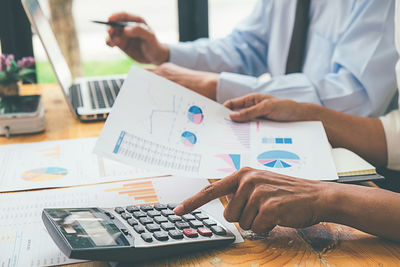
top-left (224, 93), bottom-right (311, 122)
top-left (148, 63), bottom-right (219, 100)
top-left (106, 12), bottom-right (169, 65)
top-left (174, 167), bottom-right (330, 234)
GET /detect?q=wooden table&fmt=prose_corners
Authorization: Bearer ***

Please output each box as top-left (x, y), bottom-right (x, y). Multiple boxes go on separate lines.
top-left (2, 84), bottom-right (400, 266)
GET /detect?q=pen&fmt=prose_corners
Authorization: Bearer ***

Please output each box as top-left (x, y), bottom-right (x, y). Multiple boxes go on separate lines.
top-left (92, 20), bottom-right (143, 28)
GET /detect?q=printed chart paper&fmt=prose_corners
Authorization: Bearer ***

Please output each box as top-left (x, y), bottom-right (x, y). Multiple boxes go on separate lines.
top-left (0, 176), bottom-right (243, 267)
top-left (95, 66), bottom-right (338, 181)
top-left (0, 137), bottom-right (165, 192)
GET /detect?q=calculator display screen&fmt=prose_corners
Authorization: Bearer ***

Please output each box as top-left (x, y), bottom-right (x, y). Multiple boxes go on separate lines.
top-left (0, 95), bottom-right (40, 114)
top-left (47, 208), bottom-right (129, 249)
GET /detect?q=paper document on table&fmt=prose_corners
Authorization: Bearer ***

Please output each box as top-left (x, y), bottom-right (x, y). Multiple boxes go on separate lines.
top-left (0, 176), bottom-right (242, 267)
top-left (94, 66), bottom-right (338, 181)
top-left (0, 137), bottom-right (165, 192)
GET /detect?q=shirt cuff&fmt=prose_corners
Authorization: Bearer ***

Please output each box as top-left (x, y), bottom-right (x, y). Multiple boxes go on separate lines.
top-left (379, 110), bottom-right (400, 171)
top-left (216, 72), bottom-right (259, 104)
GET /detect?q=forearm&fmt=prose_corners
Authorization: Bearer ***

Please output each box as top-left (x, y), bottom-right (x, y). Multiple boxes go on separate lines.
top-left (322, 183), bottom-right (400, 241)
top-left (301, 104), bottom-right (388, 167)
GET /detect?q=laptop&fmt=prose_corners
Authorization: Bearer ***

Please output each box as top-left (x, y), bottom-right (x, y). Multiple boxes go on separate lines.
top-left (22, 0), bottom-right (126, 121)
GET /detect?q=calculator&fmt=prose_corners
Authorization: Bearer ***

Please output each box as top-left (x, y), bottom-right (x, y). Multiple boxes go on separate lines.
top-left (42, 203), bottom-right (236, 263)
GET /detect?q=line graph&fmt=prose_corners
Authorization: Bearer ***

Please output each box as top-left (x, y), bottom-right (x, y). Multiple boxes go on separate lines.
top-left (149, 95), bottom-right (178, 134)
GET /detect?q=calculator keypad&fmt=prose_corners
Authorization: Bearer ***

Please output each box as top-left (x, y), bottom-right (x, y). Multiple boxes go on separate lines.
top-left (112, 204), bottom-right (230, 244)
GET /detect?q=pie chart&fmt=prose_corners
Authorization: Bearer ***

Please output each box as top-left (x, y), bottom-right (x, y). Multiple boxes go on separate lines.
top-left (21, 167), bottom-right (68, 182)
top-left (257, 150), bottom-right (300, 168)
top-left (188, 106), bottom-right (204, 124)
top-left (181, 131), bottom-right (197, 147)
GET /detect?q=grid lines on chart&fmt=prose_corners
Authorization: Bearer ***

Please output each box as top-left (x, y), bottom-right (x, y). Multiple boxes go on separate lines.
top-left (114, 131), bottom-right (202, 173)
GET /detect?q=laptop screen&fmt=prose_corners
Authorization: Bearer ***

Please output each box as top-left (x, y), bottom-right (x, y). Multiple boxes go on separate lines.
top-left (23, 0), bottom-right (73, 95)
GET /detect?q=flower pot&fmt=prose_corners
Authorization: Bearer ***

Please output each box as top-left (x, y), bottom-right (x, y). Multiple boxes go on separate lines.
top-left (0, 81), bottom-right (21, 96)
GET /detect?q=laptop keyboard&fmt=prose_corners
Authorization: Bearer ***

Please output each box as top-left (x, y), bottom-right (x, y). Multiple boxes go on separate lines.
top-left (87, 79), bottom-right (124, 109)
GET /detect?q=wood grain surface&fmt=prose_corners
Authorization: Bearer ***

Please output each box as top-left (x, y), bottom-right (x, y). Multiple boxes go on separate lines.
top-left (1, 84), bottom-right (400, 266)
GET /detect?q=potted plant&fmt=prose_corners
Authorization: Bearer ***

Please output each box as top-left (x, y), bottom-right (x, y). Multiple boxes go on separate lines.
top-left (0, 54), bottom-right (36, 96)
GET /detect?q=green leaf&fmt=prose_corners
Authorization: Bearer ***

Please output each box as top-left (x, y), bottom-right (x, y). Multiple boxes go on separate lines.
top-left (18, 68), bottom-right (36, 77)
top-left (0, 72), bottom-right (6, 83)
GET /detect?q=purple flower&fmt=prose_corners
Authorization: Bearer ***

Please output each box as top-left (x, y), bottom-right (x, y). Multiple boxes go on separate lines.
top-left (5, 54), bottom-right (14, 69)
top-left (17, 57), bottom-right (35, 69)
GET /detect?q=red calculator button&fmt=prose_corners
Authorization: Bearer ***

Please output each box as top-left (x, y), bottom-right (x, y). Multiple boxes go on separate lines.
top-left (183, 228), bottom-right (198, 238)
top-left (197, 227), bottom-right (212, 237)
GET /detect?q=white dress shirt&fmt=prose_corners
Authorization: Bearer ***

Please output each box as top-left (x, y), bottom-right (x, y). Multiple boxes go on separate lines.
top-left (169, 0), bottom-right (398, 117)
top-left (380, 1), bottom-right (400, 171)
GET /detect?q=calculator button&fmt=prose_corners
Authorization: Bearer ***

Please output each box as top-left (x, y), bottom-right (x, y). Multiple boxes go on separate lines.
top-left (182, 214), bottom-right (196, 221)
top-left (195, 213), bottom-right (209, 221)
top-left (175, 222), bottom-right (190, 230)
top-left (153, 231), bottom-right (169, 241)
top-left (127, 218), bottom-right (138, 226)
top-left (203, 219), bottom-right (217, 227)
top-left (126, 206), bottom-right (140, 213)
top-left (141, 233), bottom-right (153, 243)
top-left (139, 217), bottom-right (153, 225)
top-left (114, 207), bottom-right (125, 214)
top-left (167, 203), bottom-right (178, 210)
top-left (121, 212), bottom-right (132, 220)
top-left (198, 227), bottom-right (212, 237)
top-left (154, 204), bottom-right (168, 210)
top-left (183, 228), bottom-right (198, 238)
top-left (169, 230), bottom-right (184, 239)
top-left (161, 222), bottom-right (175, 231)
top-left (121, 228), bottom-right (130, 236)
top-left (189, 220), bottom-right (203, 228)
top-left (168, 215), bottom-right (182, 222)
top-left (154, 216), bottom-right (168, 224)
top-left (133, 211), bottom-right (147, 219)
top-left (190, 210), bottom-right (201, 215)
top-left (210, 226), bottom-right (227, 236)
top-left (147, 210), bottom-right (161, 218)
top-left (134, 225), bottom-right (145, 234)
top-left (140, 205), bottom-right (153, 211)
top-left (161, 209), bottom-right (174, 216)
top-left (146, 223), bottom-right (161, 232)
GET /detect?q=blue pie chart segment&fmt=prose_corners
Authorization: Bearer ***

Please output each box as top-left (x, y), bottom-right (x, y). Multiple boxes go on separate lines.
top-left (181, 131), bottom-right (197, 147)
top-left (257, 150), bottom-right (300, 168)
top-left (188, 106), bottom-right (204, 124)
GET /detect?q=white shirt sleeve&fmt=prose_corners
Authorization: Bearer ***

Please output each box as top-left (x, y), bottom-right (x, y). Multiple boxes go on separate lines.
top-left (380, 110), bottom-right (400, 171)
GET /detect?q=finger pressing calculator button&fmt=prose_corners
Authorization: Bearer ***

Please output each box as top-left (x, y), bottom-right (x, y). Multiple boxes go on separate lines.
top-left (154, 204), bottom-right (168, 210)
top-left (121, 212), bottom-right (132, 220)
top-left (168, 215), bottom-right (182, 222)
top-left (182, 214), bottom-right (196, 221)
top-left (210, 226), bottom-right (227, 236)
top-left (169, 230), bottom-right (183, 239)
top-left (141, 233), bottom-right (153, 243)
top-left (133, 211), bottom-right (147, 219)
top-left (127, 218), bottom-right (138, 226)
top-left (183, 228), bottom-right (198, 238)
top-left (161, 222), bottom-right (175, 231)
top-left (146, 223), bottom-right (161, 232)
top-left (114, 207), bottom-right (125, 214)
top-left (140, 205), bottom-right (153, 211)
top-left (175, 222), bottom-right (190, 230)
top-left (198, 227), bottom-right (212, 237)
top-left (167, 203), bottom-right (178, 210)
top-left (161, 209), bottom-right (174, 217)
top-left (195, 213), bottom-right (209, 221)
top-left (126, 206), bottom-right (140, 213)
top-left (147, 210), bottom-right (161, 218)
top-left (189, 220), bottom-right (203, 228)
top-left (139, 217), bottom-right (153, 225)
top-left (134, 225), bottom-right (145, 234)
top-left (153, 231), bottom-right (169, 241)
top-left (203, 219), bottom-right (217, 227)
top-left (154, 216), bottom-right (168, 224)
